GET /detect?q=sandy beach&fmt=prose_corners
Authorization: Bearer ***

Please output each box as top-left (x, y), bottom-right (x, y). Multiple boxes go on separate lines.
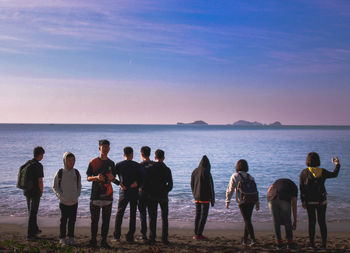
top-left (1, 218), bottom-right (349, 252)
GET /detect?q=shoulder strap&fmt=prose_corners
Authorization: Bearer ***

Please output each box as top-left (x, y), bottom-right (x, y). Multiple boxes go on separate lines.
top-left (58, 169), bottom-right (63, 189)
top-left (74, 169), bottom-right (80, 189)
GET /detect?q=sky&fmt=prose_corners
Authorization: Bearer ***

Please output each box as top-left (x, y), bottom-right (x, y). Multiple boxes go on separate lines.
top-left (0, 0), bottom-right (350, 125)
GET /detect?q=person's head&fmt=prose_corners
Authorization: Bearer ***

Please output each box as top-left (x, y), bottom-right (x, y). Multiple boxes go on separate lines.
top-left (98, 139), bottom-right (110, 157)
top-left (140, 146), bottom-right (151, 160)
top-left (235, 159), bottom-right (248, 173)
top-left (64, 152), bottom-right (75, 170)
top-left (33, 146), bottom-right (45, 161)
top-left (124, 146), bottom-right (133, 160)
top-left (155, 149), bottom-right (165, 162)
top-left (306, 152), bottom-right (320, 167)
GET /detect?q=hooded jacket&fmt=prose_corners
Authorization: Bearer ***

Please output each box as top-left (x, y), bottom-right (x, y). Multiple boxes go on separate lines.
top-left (191, 156), bottom-right (215, 206)
top-left (53, 152), bottom-right (82, 206)
top-left (299, 164), bottom-right (340, 204)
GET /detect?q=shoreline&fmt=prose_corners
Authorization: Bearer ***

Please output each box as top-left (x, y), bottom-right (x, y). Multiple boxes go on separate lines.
top-left (1, 216), bottom-right (350, 232)
top-left (1, 223), bottom-right (350, 252)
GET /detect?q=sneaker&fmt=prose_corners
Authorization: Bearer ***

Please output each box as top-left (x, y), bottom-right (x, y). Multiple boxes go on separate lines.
top-left (193, 235), bottom-right (199, 240)
top-left (241, 240), bottom-right (248, 246)
top-left (276, 243), bottom-right (283, 249)
top-left (198, 235), bottom-right (209, 241)
top-left (162, 239), bottom-right (170, 245)
top-left (111, 237), bottom-right (120, 243)
top-left (320, 244), bottom-right (327, 250)
top-left (126, 235), bottom-right (134, 243)
top-left (101, 241), bottom-right (111, 249)
top-left (249, 240), bottom-right (257, 247)
top-left (67, 237), bottom-right (75, 245)
top-left (147, 239), bottom-right (155, 245)
top-left (59, 238), bottom-right (66, 246)
top-left (89, 239), bottom-right (97, 247)
top-left (287, 242), bottom-right (296, 250)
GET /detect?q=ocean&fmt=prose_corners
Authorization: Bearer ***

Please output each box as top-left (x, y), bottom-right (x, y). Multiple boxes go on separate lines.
top-left (0, 124), bottom-right (349, 224)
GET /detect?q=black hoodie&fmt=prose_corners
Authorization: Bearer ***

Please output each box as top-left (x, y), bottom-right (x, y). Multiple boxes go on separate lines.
top-left (191, 155), bottom-right (215, 206)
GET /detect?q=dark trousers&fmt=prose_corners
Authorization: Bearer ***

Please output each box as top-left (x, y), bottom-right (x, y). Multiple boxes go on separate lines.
top-left (26, 195), bottom-right (40, 237)
top-left (59, 203), bottom-right (78, 238)
top-left (306, 204), bottom-right (327, 246)
top-left (90, 202), bottom-right (112, 242)
top-left (138, 197), bottom-right (148, 236)
top-left (114, 195), bottom-right (137, 240)
top-left (194, 202), bottom-right (209, 236)
top-left (239, 202), bottom-right (256, 241)
top-left (148, 198), bottom-right (168, 241)
top-left (268, 199), bottom-right (293, 241)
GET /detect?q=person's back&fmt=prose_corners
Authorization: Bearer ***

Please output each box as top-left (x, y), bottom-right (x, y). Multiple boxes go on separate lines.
top-left (144, 161), bottom-right (172, 200)
top-left (115, 159), bottom-right (141, 198)
top-left (190, 155), bottom-right (215, 240)
top-left (267, 178), bottom-right (298, 249)
top-left (144, 149), bottom-right (173, 244)
top-left (24, 146), bottom-right (45, 240)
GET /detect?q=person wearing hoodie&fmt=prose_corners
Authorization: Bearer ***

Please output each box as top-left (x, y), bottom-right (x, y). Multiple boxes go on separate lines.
top-left (299, 152), bottom-right (341, 249)
top-left (225, 159), bottom-right (259, 246)
top-left (190, 155), bottom-right (215, 240)
top-left (53, 152), bottom-right (82, 246)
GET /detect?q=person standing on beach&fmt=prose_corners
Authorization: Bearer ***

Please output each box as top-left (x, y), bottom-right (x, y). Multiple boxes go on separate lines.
top-left (137, 146), bottom-right (154, 241)
top-left (113, 147), bottom-right (141, 243)
top-left (191, 155), bottom-right (215, 240)
top-left (299, 152), bottom-right (341, 249)
top-left (142, 149), bottom-right (173, 245)
top-left (53, 152), bottom-right (82, 246)
top-left (87, 139), bottom-right (115, 248)
top-left (24, 146), bottom-right (45, 241)
top-left (226, 159), bottom-right (259, 246)
top-left (267, 178), bottom-right (297, 249)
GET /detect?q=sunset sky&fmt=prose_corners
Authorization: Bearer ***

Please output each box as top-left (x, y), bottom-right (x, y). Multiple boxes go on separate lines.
top-left (1, 0), bottom-right (349, 125)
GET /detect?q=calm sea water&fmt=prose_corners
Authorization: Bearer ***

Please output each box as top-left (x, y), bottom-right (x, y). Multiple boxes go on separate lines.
top-left (0, 124), bottom-right (349, 224)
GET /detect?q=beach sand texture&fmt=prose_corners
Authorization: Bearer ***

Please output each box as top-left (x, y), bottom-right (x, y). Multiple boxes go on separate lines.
top-left (1, 224), bottom-right (349, 252)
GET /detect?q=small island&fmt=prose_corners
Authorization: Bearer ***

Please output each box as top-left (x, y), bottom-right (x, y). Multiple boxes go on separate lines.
top-left (232, 120), bottom-right (282, 126)
top-left (177, 120), bottom-right (208, 125)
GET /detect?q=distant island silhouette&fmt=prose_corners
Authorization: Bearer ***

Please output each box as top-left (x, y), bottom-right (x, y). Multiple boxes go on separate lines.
top-left (232, 120), bottom-right (282, 126)
top-left (177, 120), bottom-right (208, 125)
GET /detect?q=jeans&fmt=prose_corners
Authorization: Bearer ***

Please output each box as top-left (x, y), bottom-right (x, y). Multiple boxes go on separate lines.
top-left (90, 202), bottom-right (112, 242)
top-left (194, 202), bottom-right (209, 236)
top-left (148, 198), bottom-right (169, 241)
top-left (239, 202), bottom-right (255, 241)
top-left (26, 195), bottom-right (41, 237)
top-left (59, 203), bottom-right (78, 238)
top-left (306, 204), bottom-right (327, 246)
top-left (268, 199), bottom-right (293, 241)
top-left (114, 193), bottom-right (137, 240)
top-left (138, 196), bottom-right (148, 237)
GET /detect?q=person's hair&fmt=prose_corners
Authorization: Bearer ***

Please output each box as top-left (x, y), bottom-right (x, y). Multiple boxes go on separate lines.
top-left (140, 146), bottom-right (151, 157)
top-left (33, 146), bottom-right (45, 158)
top-left (66, 153), bottom-right (75, 159)
top-left (306, 152), bottom-right (320, 167)
top-left (155, 149), bottom-right (165, 159)
top-left (99, 139), bottom-right (110, 146)
top-left (236, 159), bottom-right (248, 172)
top-left (124, 146), bottom-right (133, 156)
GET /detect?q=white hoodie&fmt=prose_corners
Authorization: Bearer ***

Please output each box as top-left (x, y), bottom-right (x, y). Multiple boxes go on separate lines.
top-left (53, 152), bottom-right (82, 206)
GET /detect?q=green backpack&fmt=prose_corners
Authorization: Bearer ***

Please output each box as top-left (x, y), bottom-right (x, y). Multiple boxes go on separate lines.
top-left (16, 160), bottom-right (35, 191)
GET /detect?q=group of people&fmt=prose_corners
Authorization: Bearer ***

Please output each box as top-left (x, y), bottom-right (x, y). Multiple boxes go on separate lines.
top-left (20, 142), bottom-right (341, 250)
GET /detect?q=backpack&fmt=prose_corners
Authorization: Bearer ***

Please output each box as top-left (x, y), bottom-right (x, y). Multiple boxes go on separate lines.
top-left (236, 173), bottom-right (259, 204)
top-left (305, 170), bottom-right (326, 202)
top-left (58, 168), bottom-right (80, 190)
top-left (16, 160), bottom-right (35, 191)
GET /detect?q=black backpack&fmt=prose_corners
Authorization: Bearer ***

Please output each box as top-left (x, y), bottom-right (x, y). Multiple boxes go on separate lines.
top-left (237, 173), bottom-right (259, 203)
top-left (57, 168), bottom-right (80, 190)
top-left (305, 170), bottom-right (326, 202)
top-left (17, 160), bottom-right (35, 191)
